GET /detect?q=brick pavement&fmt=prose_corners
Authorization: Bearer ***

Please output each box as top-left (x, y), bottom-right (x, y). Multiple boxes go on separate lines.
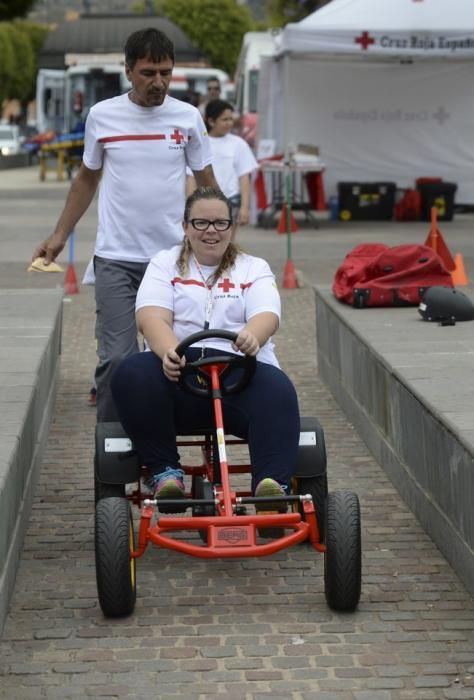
top-left (0, 166), bottom-right (473, 698)
top-left (0, 282), bottom-right (473, 700)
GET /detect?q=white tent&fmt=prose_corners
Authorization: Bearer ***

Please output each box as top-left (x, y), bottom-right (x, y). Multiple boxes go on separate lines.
top-left (257, 0), bottom-right (474, 203)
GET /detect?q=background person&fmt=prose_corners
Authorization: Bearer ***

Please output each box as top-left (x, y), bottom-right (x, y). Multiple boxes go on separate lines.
top-left (188, 99), bottom-right (258, 225)
top-left (198, 76), bottom-right (221, 117)
top-left (31, 27), bottom-right (219, 422)
top-left (111, 187), bottom-right (300, 507)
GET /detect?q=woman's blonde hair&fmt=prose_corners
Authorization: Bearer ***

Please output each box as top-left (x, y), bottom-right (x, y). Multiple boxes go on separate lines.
top-left (178, 187), bottom-right (240, 285)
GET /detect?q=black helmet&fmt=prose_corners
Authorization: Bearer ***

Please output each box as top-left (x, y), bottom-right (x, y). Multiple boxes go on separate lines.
top-left (418, 286), bottom-right (474, 323)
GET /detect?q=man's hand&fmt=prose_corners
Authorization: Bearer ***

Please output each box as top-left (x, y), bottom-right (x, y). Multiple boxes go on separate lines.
top-left (162, 347), bottom-right (186, 382)
top-left (232, 330), bottom-right (260, 356)
top-left (32, 232), bottom-right (68, 265)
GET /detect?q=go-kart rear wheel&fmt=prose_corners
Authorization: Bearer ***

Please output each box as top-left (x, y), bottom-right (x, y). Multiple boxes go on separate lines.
top-left (324, 489), bottom-right (361, 612)
top-left (293, 473), bottom-right (327, 542)
top-left (95, 497), bottom-right (136, 617)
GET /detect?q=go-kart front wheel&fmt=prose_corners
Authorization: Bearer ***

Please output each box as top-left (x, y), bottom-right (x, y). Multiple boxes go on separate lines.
top-left (95, 497), bottom-right (136, 617)
top-left (324, 489), bottom-right (361, 612)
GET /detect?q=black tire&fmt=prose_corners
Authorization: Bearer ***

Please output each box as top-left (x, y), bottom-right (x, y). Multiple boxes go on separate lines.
top-left (95, 497), bottom-right (137, 617)
top-left (324, 490), bottom-right (361, 612)
top-left (293, 473), bottom-right (328, 542)
top-left (192, 476), bottom-right (216, 543)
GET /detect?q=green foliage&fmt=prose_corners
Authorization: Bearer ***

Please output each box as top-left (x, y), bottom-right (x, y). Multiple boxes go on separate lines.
top-left (0, 23), bottom-right (15, 104)
top-left (0, 0), bottom-right (36, 21)
top-left (0, 20), bottom-right (48, 106)
top-left (5, 24), bottom-right (35, 101)
top-left (14, 21), bottom-right (49, 102)
top-left (136, 0), bottom-right (255, 75)
top-left (267, 0), bottom-right (322, 27)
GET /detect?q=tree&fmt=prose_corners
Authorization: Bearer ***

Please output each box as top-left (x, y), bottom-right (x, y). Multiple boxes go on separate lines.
top-left (14, 21), bottom-right (49, 103)
top-left (0, 19), bottom-right (48, 119)
top-left (266, 0), bottom-right (328, 27)
top-left (5, 24), bottom-right (35, 103)
top-left (136, 0), bottom-right (255, 75)
top-left (0, 23), bottom-right (15, 105)
top-left (0, 0), bottom-right (36, 21)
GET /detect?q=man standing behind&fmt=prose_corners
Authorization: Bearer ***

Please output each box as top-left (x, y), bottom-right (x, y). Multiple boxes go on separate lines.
top-left (32, 28), bottom-right (219, 422)
top-left (198, 76), bottom-right (221, 116)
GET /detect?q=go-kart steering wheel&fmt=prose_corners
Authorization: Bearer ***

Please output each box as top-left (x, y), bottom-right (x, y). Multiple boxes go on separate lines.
top-left (175, 329), bottom-right (257, 397)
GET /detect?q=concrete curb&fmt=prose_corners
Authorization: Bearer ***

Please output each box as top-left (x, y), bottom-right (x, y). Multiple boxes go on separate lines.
top-left (315, 285), bottom-right (474, 595)
top-left (0, 289), bottom-right (63, 633)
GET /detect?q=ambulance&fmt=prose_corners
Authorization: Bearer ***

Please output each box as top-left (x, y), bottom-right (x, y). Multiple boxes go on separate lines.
top-left (233, 31), bottom-right (277, 150)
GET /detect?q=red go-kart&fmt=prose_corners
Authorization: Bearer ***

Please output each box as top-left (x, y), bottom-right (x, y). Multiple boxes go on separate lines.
top-left (94, 330), bottom-right (362, 617)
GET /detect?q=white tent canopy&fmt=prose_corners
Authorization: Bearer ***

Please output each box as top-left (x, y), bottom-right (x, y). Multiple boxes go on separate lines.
top-left (278, 0), bottom-right (474, 57)
top-left (258, 0), bottom-right (474, 202)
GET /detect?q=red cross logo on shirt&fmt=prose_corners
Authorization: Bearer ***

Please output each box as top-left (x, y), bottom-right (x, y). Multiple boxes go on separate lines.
top-left (355, 31), bottom-right (375, 50)
top-left (170, 128), bottom-right (185, 144)
top-left (218, 278), bottom-right (235, 293)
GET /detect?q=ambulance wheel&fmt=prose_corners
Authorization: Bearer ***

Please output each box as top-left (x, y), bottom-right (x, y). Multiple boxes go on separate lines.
top-left (95, 497), bottom-right (136, 617)
top-left (324, 490), bottom-right (361, 612)
top-left (293, 473), bottom-right (327, 542)
top-left (192, 476), bottom-right (216, 543)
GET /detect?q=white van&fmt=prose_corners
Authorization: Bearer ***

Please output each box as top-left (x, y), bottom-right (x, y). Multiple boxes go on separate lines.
top-left (0, 124), bottom-right (22, 156)
top-left (233, 31), bottom-right (277, 149)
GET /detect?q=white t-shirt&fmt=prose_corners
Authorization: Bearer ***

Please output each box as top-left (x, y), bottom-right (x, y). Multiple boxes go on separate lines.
top-left (83, 93), bottom-right (212, 263)
top-left (136, 246), bottom-right (281, 367)
top-left (206, 133), bottom-right (258, 198)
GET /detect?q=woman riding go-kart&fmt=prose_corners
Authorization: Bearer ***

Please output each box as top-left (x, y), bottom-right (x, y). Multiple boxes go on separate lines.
top-left (94, 187), bottom-right (361, 617)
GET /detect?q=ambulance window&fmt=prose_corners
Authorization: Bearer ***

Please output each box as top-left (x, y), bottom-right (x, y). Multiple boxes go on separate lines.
top-left (248, 69), bottom-right (259, 113)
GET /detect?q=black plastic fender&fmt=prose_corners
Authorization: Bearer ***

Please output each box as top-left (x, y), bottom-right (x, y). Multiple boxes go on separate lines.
top-left (294, 416), bottom-right (327, 478)
top-left (95, 422), bottom-right (140, 485)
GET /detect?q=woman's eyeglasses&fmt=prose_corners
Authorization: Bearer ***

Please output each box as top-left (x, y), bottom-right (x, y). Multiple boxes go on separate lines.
top-left (189, 218), bottom-right (233, 232)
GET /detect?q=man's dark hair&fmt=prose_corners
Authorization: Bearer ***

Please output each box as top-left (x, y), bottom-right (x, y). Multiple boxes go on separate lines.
top-left (207, 76), bottom-right (221, 89)
top-left (124, 28), bottom-right (175, 68)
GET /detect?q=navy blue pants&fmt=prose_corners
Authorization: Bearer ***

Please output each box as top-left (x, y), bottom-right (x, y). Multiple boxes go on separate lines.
top-left (111, 349), bottom-right (300, 491)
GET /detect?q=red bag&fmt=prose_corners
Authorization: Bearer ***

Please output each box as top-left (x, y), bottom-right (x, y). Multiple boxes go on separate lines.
top-left (332, 243), bottom-right (453, 307)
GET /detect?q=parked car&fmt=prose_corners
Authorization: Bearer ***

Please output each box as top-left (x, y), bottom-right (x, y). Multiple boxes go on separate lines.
top-left (0, 125), bottom-right (23, 156)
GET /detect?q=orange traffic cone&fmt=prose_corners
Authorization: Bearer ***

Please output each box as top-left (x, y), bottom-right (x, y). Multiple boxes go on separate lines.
top-left (277, 204), bottom-right (298, 234)
top-left (424, 207), bottom-right (455, 271)
top-left (64, 263), bottom-right (79, 295)
top-left (282, 259), bottom-right (298, 289)
top-left (451, 253), bottom-right (469, 286)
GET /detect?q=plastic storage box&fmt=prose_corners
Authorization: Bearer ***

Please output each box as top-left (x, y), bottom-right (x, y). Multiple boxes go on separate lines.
top-left (338, 182), bottom-right (396, 221)
top-left (416, 181), bottom-right (457, 221)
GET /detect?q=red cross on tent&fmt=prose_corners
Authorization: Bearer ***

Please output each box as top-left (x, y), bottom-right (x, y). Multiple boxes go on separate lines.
top-left (355, 31), bottom-right (375, 50)
top-left (170, 128), bottom-right (185, 144)
top-left (218, 278), bottom-right (235, 293)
